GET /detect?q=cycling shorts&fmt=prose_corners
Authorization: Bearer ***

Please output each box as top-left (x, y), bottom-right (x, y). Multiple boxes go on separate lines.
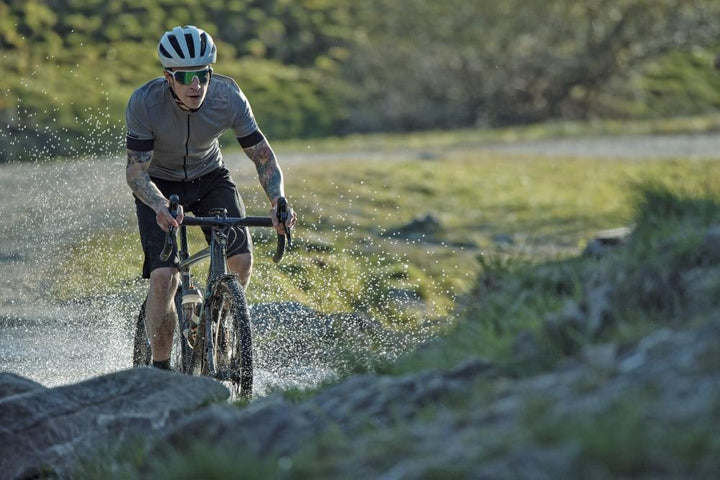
top-left (134, 166), bottom-right (253, 278)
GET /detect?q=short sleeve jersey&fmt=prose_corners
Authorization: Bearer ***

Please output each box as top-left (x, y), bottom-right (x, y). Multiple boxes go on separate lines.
top-left (125, 74), bottom-right (258, 181)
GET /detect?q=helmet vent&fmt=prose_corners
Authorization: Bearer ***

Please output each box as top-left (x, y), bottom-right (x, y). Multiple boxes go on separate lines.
top-left (199, 33), bottom-right (207, 57)
top-left (184, 33), bottom-right (196, 57)
top-left (169, 35), bottom-right (185, 59)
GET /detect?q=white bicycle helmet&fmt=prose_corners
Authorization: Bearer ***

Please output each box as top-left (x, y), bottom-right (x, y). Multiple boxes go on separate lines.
top-left (158, 26), bottom-right (217, 68)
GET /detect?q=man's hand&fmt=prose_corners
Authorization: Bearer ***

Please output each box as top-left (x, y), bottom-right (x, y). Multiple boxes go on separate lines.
top-left (156, 203), bottom-right (184, 232)
top-left (270, 197), bottom-right (296, 235)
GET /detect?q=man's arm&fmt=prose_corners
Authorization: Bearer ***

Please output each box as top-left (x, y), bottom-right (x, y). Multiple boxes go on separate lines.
top-left (243, 138), bottom-right (285, 204)
top-left (243, 137), bottom-right (296, 234)
top-left (126, 148), bottom-right (180, 231)
top-left (126, 149), bottom-right (167, 211)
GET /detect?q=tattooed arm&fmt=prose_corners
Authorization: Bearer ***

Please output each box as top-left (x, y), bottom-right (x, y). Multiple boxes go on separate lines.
top-left (243, 138), bottom-right (285, 204)
top-left (126, 149), bottom-right (166, 210)
top-left (126, 148), bottom-right (181, 231)
top-left (243, 138), bottom-right (296, 232)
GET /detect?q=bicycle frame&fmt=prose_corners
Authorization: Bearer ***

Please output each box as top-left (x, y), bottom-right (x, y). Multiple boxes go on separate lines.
top-left (177, 210), bottom-right (241, 376)
top-left (136, 194), bottom-right (291, 396)
top-left (134, 195), bottom-right (291, 399)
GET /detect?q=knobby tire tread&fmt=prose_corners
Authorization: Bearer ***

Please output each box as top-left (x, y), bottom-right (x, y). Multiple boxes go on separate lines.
top-left (194, 276), bottom-right (253, 399)
top-left (132, 298), bottom-right (151, 367)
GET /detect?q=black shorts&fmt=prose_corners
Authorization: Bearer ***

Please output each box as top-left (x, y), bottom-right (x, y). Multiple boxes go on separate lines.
top-left (135, 167), bottom-right (253, 278)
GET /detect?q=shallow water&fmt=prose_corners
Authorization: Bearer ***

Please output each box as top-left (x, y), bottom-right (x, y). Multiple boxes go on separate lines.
top-left (0, 154), bottom-right (344, 392)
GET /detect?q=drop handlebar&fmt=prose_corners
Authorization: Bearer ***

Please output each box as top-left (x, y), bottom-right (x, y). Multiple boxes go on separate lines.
top-left (159, 194), bottom-right (291, 264)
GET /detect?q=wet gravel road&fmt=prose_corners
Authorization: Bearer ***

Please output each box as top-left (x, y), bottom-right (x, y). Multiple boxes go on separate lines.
top-left (483, 132), bottom-right (720, 159)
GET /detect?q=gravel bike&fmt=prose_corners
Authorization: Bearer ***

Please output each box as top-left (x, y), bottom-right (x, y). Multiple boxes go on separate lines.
top-left (133, 194), bottom-right (292, 400)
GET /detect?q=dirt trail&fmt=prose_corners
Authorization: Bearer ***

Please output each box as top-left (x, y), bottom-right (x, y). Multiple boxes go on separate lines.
top-left (482, 132), bottom-right (720, 159)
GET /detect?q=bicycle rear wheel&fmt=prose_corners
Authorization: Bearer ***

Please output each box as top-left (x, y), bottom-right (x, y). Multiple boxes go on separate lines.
top-left (131, 291), bottom-right (189, 372)
top-left (132, 298), bottom-right (151, 367)
top-left (195, 275), bottom-right (254, 400)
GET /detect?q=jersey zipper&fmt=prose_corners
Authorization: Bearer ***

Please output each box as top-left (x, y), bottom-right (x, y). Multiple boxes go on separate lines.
top-left (183, 115), bottom-right (190, 180)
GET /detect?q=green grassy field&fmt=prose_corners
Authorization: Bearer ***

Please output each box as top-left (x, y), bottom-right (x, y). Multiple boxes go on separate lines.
top-left (55, 125), bottom-right (720, 339)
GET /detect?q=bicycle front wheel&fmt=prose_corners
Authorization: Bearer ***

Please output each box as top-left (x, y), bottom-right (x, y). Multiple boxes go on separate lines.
top-left (203, 275), bottom-right (254, 400)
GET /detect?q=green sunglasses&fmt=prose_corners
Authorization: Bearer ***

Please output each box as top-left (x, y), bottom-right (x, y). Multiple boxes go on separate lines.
top-left (166, 68), bottom-right (212, 85)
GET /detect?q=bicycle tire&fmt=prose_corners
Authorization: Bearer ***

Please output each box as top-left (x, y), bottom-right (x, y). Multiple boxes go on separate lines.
top-left (132, 298), bottom-right (151, 367)
top-left (132, 291), bottom-right (188, 372)
top-left (193, 275), bottom-right (254, 400)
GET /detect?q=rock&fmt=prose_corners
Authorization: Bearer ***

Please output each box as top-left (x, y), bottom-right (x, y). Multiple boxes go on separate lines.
top-left (383, 213), bottom-right (443, 239)
top-left (698, 225), bottom-right (720, 263)
top-left (581, 282), bottom-right (615, 338)
top-left (512, 329), bottom-right (542, 364)
top-left (155, 357), bottom-right (499, 465)
top-left (543, 279), bottom-right (615, 353)
top-left (544, 300), bottom-right (585, 355)
top-left (0, 372), bottom-right (46, 399)
top-left (0, 367), bottom-right (228, 479)
top-left (4, 316), bottom-right (720, 479)
top-left (583, 226), bottom-right (632, 258)
top-left (492, 233), bottom-right (515, 246)
top-left (159, 396), bottom-right (321, 459)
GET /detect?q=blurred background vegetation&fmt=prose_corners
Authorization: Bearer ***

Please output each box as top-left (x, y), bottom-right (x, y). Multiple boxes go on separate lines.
top-left (2, 0), bottom-right (720, 162)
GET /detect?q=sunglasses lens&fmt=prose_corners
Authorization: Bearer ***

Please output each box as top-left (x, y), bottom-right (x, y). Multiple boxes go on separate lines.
top-left (172, 69), bottom-right (210, 85)
top-left (173, 71), bottom-right (192, 84)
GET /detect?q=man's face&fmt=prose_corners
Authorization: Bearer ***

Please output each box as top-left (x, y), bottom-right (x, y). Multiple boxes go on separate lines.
top-left (164, 65), bottom-right (211, 109)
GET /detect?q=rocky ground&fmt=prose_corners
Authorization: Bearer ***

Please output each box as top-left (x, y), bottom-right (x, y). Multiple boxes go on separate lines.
top-left (3, 305), bottom-right (719, 478)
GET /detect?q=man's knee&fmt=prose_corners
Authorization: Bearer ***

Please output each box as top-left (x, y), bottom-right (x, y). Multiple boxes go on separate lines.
top-left (149, 267), bottom-right (179, 296)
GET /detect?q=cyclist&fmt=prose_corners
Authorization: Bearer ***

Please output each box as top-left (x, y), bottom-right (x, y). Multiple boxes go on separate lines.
top-left (125, 25), bottom-right (296, 370)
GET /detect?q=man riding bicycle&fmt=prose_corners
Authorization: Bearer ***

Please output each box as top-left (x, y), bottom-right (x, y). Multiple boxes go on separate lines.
top-left (125, 25), bottom-right (296, 370)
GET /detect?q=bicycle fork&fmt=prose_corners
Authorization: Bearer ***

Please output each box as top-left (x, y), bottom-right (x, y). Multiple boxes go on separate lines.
top-left (177, 225), bottom-right (202, 357)
top-left (202, 211), bottom-right (231, 376)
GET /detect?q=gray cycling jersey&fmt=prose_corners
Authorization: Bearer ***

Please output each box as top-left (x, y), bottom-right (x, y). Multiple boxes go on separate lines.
top-left (125, 73), bottom-right (258, 181)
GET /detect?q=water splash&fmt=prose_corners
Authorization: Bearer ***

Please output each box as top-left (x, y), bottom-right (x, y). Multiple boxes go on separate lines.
top-left (0, 78), bottom-right (451, 396)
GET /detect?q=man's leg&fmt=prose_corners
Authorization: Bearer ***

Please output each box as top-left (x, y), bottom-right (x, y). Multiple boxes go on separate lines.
top-left (228, 252), bottom-right (253, 289)
top-left (196, 168), bottom-right (252, 289)
top-left (146, 266), bottom-right (180, 367)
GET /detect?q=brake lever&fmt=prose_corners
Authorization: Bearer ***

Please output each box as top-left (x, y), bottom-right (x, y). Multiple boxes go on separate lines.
top-left (159, 194), bottom-right (180, 261)
top-left (275, 196), bottom-right (292, 250)
top-left (285, 223), bottom-right (293, 250)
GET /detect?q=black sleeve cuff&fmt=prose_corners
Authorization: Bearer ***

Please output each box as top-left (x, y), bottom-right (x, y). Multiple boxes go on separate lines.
top-left (127, 135), bottom-right (154, 151)
top-left (237, 129), bottom-right (265, 148)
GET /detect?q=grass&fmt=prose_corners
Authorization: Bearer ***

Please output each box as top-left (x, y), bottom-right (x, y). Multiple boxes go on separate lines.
top-left (53, 126), bottom-right (720, 337)
top-left (385, 175), bottom-right (720, 376)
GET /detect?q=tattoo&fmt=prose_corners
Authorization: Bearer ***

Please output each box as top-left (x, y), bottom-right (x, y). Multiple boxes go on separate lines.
top-left (126, 148), bottom-right (167, 211)
top-left (244, 139), bottom-right (284, 201)
top-left (126, 149), bottom-right (152, 167)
